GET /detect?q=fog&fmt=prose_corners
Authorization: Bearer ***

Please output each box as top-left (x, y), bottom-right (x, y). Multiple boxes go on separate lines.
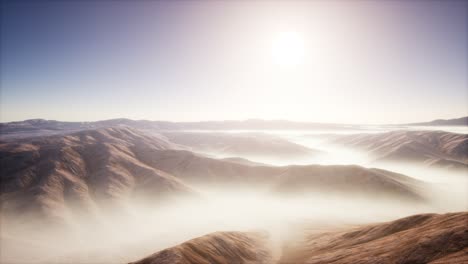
top-left (1, 129), bottom-right (467, 264)
top-left (1, 189), bottom-right (447, 264)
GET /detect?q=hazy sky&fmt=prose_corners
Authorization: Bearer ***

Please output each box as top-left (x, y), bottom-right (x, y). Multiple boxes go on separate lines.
top-left (1, 1), bottom-right (467, 124)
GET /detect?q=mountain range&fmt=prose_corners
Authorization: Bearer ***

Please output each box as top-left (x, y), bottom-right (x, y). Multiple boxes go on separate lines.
top-left (1, 127), bottom-right (427, 225)
top-left (1, 118), bottom-right (467, 264)
top-left (1, 116), bottom-right (466, 139)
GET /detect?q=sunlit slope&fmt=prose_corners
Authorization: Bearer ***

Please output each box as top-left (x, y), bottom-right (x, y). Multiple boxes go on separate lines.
top-left (280, 212), bottom-right (468, 264)
top-left (130, 231), bottom-right (273, 264)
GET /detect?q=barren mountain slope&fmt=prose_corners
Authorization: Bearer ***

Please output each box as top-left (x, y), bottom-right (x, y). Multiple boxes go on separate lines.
top-left (280, 212), bottom-right (468, 264)
top-left (129, 231), bottom-right (274, 264)
top-left (331, 131), bottom-right (468, 169)
top-left (0, 127), bottom-right (195, 223)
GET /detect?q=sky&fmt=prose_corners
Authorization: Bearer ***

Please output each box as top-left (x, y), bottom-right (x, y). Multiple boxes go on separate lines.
top-left (1, 0), bottom-right (467, 124)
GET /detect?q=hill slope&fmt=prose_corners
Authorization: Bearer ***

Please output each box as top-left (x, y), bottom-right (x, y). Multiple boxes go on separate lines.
top-left (130, 212), bottom-right (468, 264)
top-left (1, 127), bottom-right (428, 223)
top-left (0, 127), bottom-right (195, 223)
top-left (280, 212), bottom-right (468, 264)
top-left (130, 231), bottom-right (273, 264)
top-left (331, 130), bottom-right (468, 169)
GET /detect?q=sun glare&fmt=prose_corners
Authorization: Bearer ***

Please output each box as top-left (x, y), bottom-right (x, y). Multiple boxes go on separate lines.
top-left (271, 31), bottom-right (305, 67)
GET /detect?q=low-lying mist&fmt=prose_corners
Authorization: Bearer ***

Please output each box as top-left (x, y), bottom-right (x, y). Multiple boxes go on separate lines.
top-left (1, 129), bottom-right (466, 264)
top-left (1, 184), bottom-right (465, 264)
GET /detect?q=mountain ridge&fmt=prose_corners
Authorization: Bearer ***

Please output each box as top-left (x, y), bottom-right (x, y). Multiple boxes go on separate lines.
top-left (1, 127), bottom-right (428, 225)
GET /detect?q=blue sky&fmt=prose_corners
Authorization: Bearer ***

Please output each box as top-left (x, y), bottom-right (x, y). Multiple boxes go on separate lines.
top-left (1, 1), bottom-right (467, 123)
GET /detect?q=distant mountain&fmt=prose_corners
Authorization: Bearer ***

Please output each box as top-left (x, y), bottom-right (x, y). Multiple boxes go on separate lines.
top-left (0, 118), bottom-right (355, 139)
top-left (407, 116), bottom-right (468, 126)
top-left (2, 117), bottom-right (467, 140)
top-left (131, 212), bottom-right (468, 264)
top-left (0, 118), bottom-right (174, 139)
top-left (330, 130), bottom-right (468, 169)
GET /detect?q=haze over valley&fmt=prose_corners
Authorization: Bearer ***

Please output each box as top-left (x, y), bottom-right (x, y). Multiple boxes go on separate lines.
top-left (1, 118), bottom-right (467, 263)
top-left (1, 0), bottom-right (467, 263)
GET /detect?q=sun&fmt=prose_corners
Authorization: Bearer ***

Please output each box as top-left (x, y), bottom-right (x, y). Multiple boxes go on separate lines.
top-left (271, 31), bottom-right (305, 67)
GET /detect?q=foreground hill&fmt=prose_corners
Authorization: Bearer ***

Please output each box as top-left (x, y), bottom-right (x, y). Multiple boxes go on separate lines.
top-left (280, 212), bottom-right (468, 264)
top-left (131, 212), bottom-right (468, 264)
top-left (130, 232), bottom-right (273, 264)
top-left (331, 130), bottom-right (468, 169)
top-left (0, 127), bottom-right (195, 223)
